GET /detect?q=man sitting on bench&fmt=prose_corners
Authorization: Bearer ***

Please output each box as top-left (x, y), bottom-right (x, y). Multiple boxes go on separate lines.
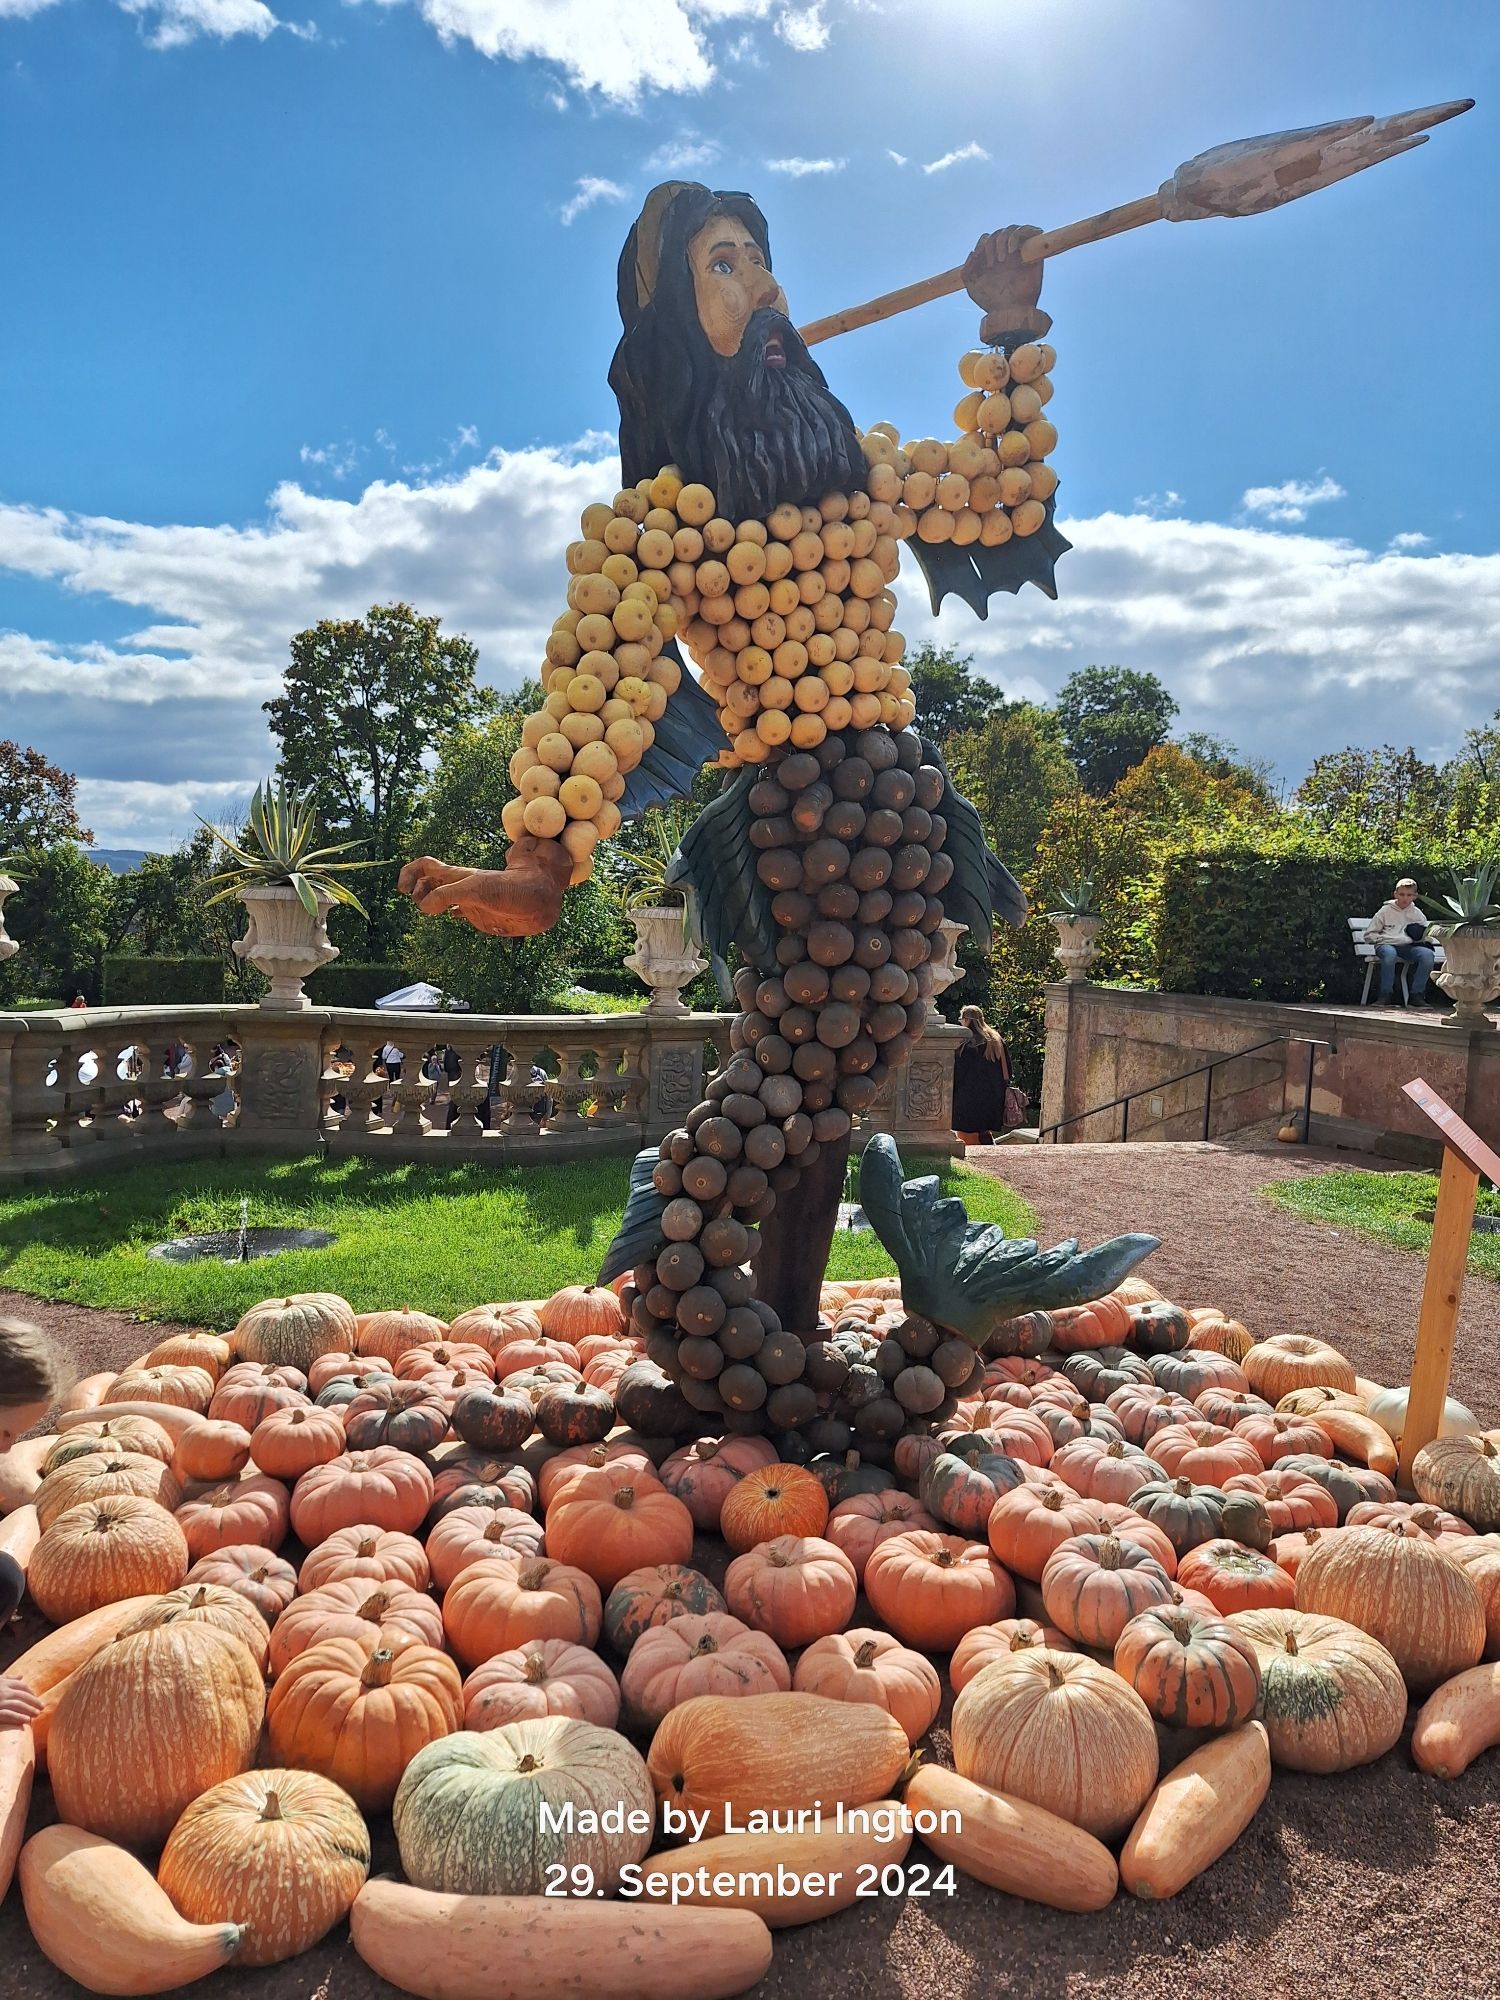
top-left (1365, 878), bottom-right (1436, 1005)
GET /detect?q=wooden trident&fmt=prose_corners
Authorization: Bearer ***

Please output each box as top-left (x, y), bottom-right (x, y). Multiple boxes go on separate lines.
top-left (798, 99), bottom-right (1474, 347)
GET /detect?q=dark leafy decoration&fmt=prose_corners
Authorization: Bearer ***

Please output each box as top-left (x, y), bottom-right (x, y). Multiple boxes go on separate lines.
top-left (666, 762), bottom-right (776, 967)
top-left (858, 1134), bottom-right (1158, 1349)
top-left (619, 643), bottom-right (727, 818)
top-left (906, 495), bottom-right (1071, 618)
top-left (918, 732), bottom-right (1025, 942)
top-left (598, 1147), bottom-right (669, 1286)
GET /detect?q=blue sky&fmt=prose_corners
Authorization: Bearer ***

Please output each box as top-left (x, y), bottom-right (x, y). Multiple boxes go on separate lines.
top-left (2, 0), bottom-right (1497, 848)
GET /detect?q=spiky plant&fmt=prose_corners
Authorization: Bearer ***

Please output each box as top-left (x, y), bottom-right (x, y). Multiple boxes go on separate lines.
top-left (200, 776), bottom-right (379, 918)
top-left (1424, 860), bottom-right (1500, 939)
top-left (1046, 872), bottom-right (1100, 922)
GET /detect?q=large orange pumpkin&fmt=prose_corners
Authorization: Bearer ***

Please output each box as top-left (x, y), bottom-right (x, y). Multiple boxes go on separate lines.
top-left (1294, 1523), bottom-right (1485, 1690)
top-left (297, 1525), bottom-right (430, 1595)
top-left (290, 1448), bottom-right (434, 1545)
top-left (34, 1452), bottom-right (182, 1532)
top-left (209, 1369), bottom-right (308, 1431)
top-left (949, 1618), bottom-right (1073, 1692)
top-left (396, 1342), bottom-right (496, 1383)
top-left (719, 1462), bottom-right (829, 1553)
top-left (28, 1496), bottom-right (190, 1623)
top-left (145, 1331), bottom-right (234, 1382)
top-left (1040, 1533), bottom-right (1175, 1649)
top-left (442, 1558), bottom-right (602, 1670)
top-left (446, 1303), bottom-right (544, 1356)
top-left (792, 1628), bottom-right (940, 1745)
top-left (864, 1530), bottom-right (1014, 1650)
top-left (107, 1364), bottom-right (215, 1413)
top-left (1242, 1334), bottom-right (1356, 1404)
top-left (537, 1438), bottom-right (657, 1513)
top-left (157, 1768), bottom-right (370, 1966)
top-left (186, 1544), bottom-right (298, 1624)
top-left (986, 1483), bottom-right (1113, 1582)
top-left (659, 1435), bottom-right (779, 1532)
top-left (426, 1505), bottom-right (545, 1592)
top-left (539, 1284), bottom-right (626, 1343)
top-left (175, 1474), bottom-right (290, 1559)
top-left (460, 1641), bottom-right (621, 1732)
top-left (266, 1633), bottom-right (462, 1811)
top-left (1048, 1435), bottom-right (1165, 1506)
top-left (1223, 1468), bottom-right (1338, 1536)
top-left (117, 1581), bottom-right (271, 1670)
top-left (544, 1466), bottom-right (692, 1592)
top-left (50, 1624), bottom-right (265, 1848)
top-left (307, 1351), bottom-right (392, 1395)
top-left (1436, 1533), bottom-right (1500, 1657)
top-left (1227, 1607), bottom-right (1406, 1770)
top-left (1234, 1412), bottom-right (1333, 1467)
top-left (1145, 1422), bottom-right (1262, 1486)
top-left (269, 1578), bottom-right (445, 1676)
top-left (355, 1307), bottom-right (450, 1367)
top-left (1112, 1604), bottom-right (1262, 1729)
top-left (824, 1490), bottom-right (938, 1580)
top-left (250, 1405), bottom-right (347, 1480)
top-left (724, 1535), bottom-right (857, 1649)
top-left (951, 1647), bottom-right (1159, 1840)
top-left (1176, 1539), bottom-right (1296, 1615)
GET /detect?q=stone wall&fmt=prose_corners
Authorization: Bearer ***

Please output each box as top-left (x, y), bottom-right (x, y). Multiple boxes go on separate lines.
top-left (1040, 983), bottom-right (1500, 1162)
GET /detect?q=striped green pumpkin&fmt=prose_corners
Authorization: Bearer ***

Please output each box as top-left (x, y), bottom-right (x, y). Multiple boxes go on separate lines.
top-left (232, 1293), bottom-right (356, 1371)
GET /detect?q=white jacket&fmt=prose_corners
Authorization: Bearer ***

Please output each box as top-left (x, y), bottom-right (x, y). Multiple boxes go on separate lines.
top-left (1366, 900), bottom-right (1429, 946)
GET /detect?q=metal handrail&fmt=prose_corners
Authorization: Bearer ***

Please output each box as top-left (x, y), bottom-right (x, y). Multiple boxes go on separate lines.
top-left (1039, 1033), bottom-right (1336, 1145)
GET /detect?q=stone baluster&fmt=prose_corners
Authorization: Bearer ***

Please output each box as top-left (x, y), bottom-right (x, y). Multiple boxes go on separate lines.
top-left (550, 1042), bottom-right (589, 1132)
top-left (174, 1033), bottom-right (235, 1130)
top-left (587, 1043), bottom-right (628, 1126)
top-left (503, 1037), bottom-right (548, 1136)
top-left (6, 1025), bottom-right (62, 1162)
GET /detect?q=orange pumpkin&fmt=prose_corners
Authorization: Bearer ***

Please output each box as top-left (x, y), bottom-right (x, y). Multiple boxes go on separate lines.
top-left (308, 1351), bottom-right (392, 1395)
top-left (620, 1614), bottom-right (790, 1731)
top-left (792, 1628), bottom-right (940, 1744)
top-left (719, 1463), bottom-right (830, 1553)
top-left (1436, 1533), bottom-right (1500, 1657)
top-left (442, 1558), bottom-right (602, 1670)
top-left (986, 1483), bottom-right (1114, 1582)
top-left (269, 1578), bottom-right (445, 1676)
top-left (544, 1466), bottom-right (693, 1592)
top-left (949, 1618), bottom-right (1073, 1692)
top-left (1268, 1526), bottom-right (1341, 1580)
top-left (107, 1364), bottom-right (215, 1413)
top-left (1040, 1533), bottom-right (1175, 1649)
top-left (1227, 1607), bottom-right (1406, 1771)
top-left (540, 1283), bottom-right (627, 1343)
top-left (28, 1496), bottom-right (190, 1623)
top-left (447, 1303), bottom-right (544, 1356)
top-left (1045, 1297), bottom-right (1132, 1351)
top-left (186, 1544), bottom-right (298, 1623)
top-left (1187, 1314), bottom-right (1256, 1364)
top-left (297, 1525), bottom-right (431, 1595)
top-left (824, 1490), bottom-right (939, 1580)
top-left (1234, 1412), bottom-right (1334, 1467)
top-left (1048, 1435), bottom-right (1165, 1506)
top-left (290, 1448), bottom-right (434, 1545)
top-left (175, 1474), bottom-right (290, 1559)
top-left (353, 1306), bottom-right (449, 1366)
top-left (426, 1505), bottom-right (545, 1592)
top-left (145, 1332), bottom-right (234, 1382)
top-left (117, 1581), bottom-right (271, 1670)
top-left (724, 1535), bottom-right (857, 1649)
top-left (251, 1406), bottom-right (347, 1480)
top-left (266, 1632), bottom-right (462, 1811)
top-left (864, 1530), bottom-right (1014, 1650)
top-left (1294, 1523), bottom-right (1485, 1691)
top-left (35, 1452), bottom-right (182, 1532)
top-left (172, 1419), bottom-right (254, 1486)
top-left (460, 1641), bottom-right (621, 1731)
top-left (396, 1341), bottom-right (496, 1383)
top-left (1223, 1468), bottom-right (1339, 1535)
top-left (1345, 1499), bottom-right (1474, 1539)
top-left (209, 1372), bottom-right (308, 1431)
top-left (1145, 1422), bottom-right (1263, 1485)
top-left (1176, 1539), bottom-right (1297, 1614)
top-left (537, 1438), bottom-right (657, 1513)
top-left (1242, 1334), bottom-right (1356, 1404)
top-left (659, 1435), bottom-right (779, 1532)
top-left (43, 1416), bottom-right (175, 1474)
top-left (1112, 1605), bottom-right (1262, 1729)
top-left (602, 1565), bottom-right (727, 1653)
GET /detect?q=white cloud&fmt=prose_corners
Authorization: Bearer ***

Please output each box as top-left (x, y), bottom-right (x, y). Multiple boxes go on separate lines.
top-left (1132, 489), bottom-right (1182, 516)
top-left (645, 134), bottom-right (721, 174)
top-left (559, 175), bottom-right (628, 225)
top-left (75, 779), bottom-right (256, 853)
top-left (299, 440), bottom-right (363, 481)
top-left (1390, 530), bottom-right (1431, 550)
top-left (764, 155), bottom-right (844, 176)
top-left (886, 149), bottom-right (908, 167)
top-left (0, 0), bottom-right (65, 17)
top-left (118, 0), bottom-right (279, 46)
top-left (923, 141), bottom-right (990, 174)
top-left (775, 1), bottom-right (827, 51)
top-left (1240, 474), bottom-right (1346, 524)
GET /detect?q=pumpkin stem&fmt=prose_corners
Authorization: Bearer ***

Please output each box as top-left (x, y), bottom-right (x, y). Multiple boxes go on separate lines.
top-left (188, 1586), bottom-right (209, 1607)
top-left (516, 1753), bottom-right (542, 1774)
top-left (1045, 1660), bottom-right (1068, 1690)
top-left (260, 1789), bottom-right (283, 1823)
top-left (361, 1649), bottom-right (395, 1689)
top-left (1099, 1536), bottom-right (1122, 1570)
top-left (612, 1488), bottom-right (636, 1510)
top-left (692, 1634), bottom-right (719, 1656)
top-left (518, 1562), bottom-right (549, 1589)
top-left (1041, 1490), bottom-right (1062, 1513)
top-left (523, 1653), bottom-right (549, 1684)
top-left (484, 1522), bottom-right (508, 1543)
top-left (1283, 1632), bottom-right (1300, 1657)
top-left (1165, 1613), bottom-right (1193, 1642)
top-left (854, 1639), bottom-right (879, 1668)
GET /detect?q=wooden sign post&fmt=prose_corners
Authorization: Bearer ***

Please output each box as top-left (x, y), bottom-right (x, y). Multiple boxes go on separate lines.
top-left (1398, 1079), bottom-right (1500, 1485)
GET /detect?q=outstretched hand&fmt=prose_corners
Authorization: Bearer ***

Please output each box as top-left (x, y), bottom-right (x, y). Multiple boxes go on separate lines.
top-left (962, 224), bottom-right (1051, 340)
top-left (398, 837), bottom-right (571, 939)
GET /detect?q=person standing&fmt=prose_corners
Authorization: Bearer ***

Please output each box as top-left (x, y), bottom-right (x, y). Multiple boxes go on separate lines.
top-left (1, 1316), bottom-right (68, 1726)
top-left (952, 1005), bottom-right (1018, 1145)
top-left (1366, 879), bottom-right (1437, 1005)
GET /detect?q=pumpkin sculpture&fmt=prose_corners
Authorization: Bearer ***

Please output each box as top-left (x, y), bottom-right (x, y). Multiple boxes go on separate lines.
top-left (1040, 1533), bottom-right (1176, 1649)
top-left (1227, 1608), bottom-right (1406, 1771)
top-left (949, 1618), bottom-right (1073, 1692)
top-left (1112, 1606), bottom-right (1262, 1730)
top-left (461, 1641), bottom-right (622, 1731)
top-left (442, 1558), bottom-right (603, 1670)
top-left (544, 1466), bottom-right (693, 1593)
top-left (718, 1462), bottom-right (829, 1553)
top-left (50, 1624), bottom-right (266, 1848)
top-left (724, 1535), bottom-right (858, 1649)
top-left (235, 1294), bottom-right (358, 1372)
top-left (602, 1564), bottom-right (728, 1653)
top-left (291, 1449), bottom-right (434, 1545)
top-left (793, 1628), bottom-right (940, 1744)
top-left (864, 1529), bottom-right (1014, 1650)
top-left (28, 1496), bottom-right (190, 1623)
top-left (951, 1648), bottom-right (1159, 1840)
top-left (621, 1614), bottom-right (790, 1730)
top-left (392, 1717), bottom-right (652, 1896)
top-left (1294, 1524), bottom-right (1484, 1691)
top-left (268, 1633), bottom-right (462, 1812)
top-left (157, 1769), bottom-right (371, 1966)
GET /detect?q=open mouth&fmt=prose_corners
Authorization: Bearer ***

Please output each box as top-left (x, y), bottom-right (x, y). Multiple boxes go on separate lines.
top-left (763, 330), bottom-right (785, 369)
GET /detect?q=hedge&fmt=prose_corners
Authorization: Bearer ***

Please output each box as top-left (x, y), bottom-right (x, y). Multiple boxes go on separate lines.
top-left (102, 955), bottom-right (225, 1005)
top-left (1157, 853), bottom-right (1470, 1003)
top-left (302, 961), bottom-right (409, 1009)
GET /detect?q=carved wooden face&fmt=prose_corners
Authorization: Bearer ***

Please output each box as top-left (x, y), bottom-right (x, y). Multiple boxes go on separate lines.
top-left (688, 214), bottom-right (789, 359)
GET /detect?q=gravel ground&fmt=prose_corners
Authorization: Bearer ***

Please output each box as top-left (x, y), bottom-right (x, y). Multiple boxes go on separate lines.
top-left (4, 1141), bottom-right (1499, 2000)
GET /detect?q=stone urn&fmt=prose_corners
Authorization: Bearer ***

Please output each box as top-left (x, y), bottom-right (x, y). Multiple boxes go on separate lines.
top-left (624, 904), bottom-right (706, 1016)
top-left (1048, 912), bottom-right (1102, 983)
top-left (234, 884), bottom-right (338, 1011)
top-left (928, 918), bottom-right (969, 998)
top-left (1434, 929), bottom-right (1500, 1029)
top-left (0, 873), bottom-right (18, 964)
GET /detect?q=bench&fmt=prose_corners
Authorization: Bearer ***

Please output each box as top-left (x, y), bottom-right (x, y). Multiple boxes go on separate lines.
top-left (1349, 917), bottom-right (1446, 1006)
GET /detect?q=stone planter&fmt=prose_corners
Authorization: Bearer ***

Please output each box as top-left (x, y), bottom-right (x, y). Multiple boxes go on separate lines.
top-left (929, 919), bottom-right (969, 998)
top-left (233, 884), bottom-right (338, 1011)
top-left (625, 904), bottom-right (706, 1016)
top-left (1434, 929), bottom-right (1500, 1029)
top-left (1048, 912), bottom-right (1102, 983)
top-left (0, 874), bottom-right (18, 964)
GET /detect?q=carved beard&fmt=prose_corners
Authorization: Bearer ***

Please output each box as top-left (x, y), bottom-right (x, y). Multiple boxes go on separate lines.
top-left (683, 310), bottom-right (867, 521)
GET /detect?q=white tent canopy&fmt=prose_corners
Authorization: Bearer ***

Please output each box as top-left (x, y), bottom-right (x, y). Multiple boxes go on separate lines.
top-left (374, 982), bottom-right (470, 1012)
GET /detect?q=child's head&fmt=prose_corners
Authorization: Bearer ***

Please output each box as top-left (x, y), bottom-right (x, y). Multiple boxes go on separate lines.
top-left (0, 1316), bottom-right (66, 1448)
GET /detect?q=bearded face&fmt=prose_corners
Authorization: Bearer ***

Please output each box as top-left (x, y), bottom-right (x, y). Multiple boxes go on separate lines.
top-left (608, 187), bottom-right (866, 521)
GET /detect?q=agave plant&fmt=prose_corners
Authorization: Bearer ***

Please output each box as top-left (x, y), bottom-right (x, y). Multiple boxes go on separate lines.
top-left (200, 777), bottom-right (379, 918)
top-left (1424, 860), bottom-right (1500, 938)
top-left (1046, 872), bottom-right (1100, 922)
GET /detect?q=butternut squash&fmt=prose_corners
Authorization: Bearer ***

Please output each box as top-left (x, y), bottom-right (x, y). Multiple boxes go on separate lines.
top-left (1411, 1662), bottom-right (1500, 1778)
top-left (0, 1502), bottom-right (40, 1574)
top-left (62, 1373), bottom-right (119, 1414)
top-left (0, 1435), bottom-right (55, 1512)
top-left (349, 1877), bottom-right (773, 2000)
top-left (904, 1763), bottom-right (1117, 1913)
top-left (1119, 1722), bottom-right (1270, 1900)
top-left (56, 1402), bottom-right (199, 1443)
top-left (0, 1726), bottom-right (34, 1903)
top-left (641, 1808), bottom-right (910, 1927)
top-left (18, 1824), bottom-right (243, 1993)
top-left (6, 1595), bottom-right (160, 1692)
top-left (1315, 1410), bottom-right (1398, 1479)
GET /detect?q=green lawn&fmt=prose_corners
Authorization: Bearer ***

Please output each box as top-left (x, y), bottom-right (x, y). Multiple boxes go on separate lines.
top-left (0, 1151), bottom-right (1034, 1330)
top-left (1264, 1169), bottom-right (1500, 1282)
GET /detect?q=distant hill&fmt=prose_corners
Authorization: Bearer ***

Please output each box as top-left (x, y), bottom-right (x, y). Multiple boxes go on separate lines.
top-left (87, 848), bottom-right (157, 874)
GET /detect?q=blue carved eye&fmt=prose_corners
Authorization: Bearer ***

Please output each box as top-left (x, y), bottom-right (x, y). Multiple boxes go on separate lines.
top-left (711, 257), bottom-right (734, 275)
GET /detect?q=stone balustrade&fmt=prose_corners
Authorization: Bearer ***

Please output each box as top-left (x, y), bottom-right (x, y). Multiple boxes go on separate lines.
top-left (0, 1004), bottom-right (964, 1182)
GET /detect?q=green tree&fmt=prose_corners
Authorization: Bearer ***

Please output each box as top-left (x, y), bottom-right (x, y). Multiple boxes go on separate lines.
top-left (0, 741), bottom-right (91, 853)
top-left (1294, 744), bottom-right (1448, 846)
top-left (1175, 731), bottom-right (1277, 804)
top-left (1109, 743), bottom-right (1278, 840)
top-left (946, 703), bottom-right (1075, 876)
top-left (1054, 667), bottom-right (1179, 791)
top-left (0, 843), bottom-right (112, 1001)
top-left (265, 603), bottom-right (493, 959)
top-left (905, 644), bottom-right (1009, 746)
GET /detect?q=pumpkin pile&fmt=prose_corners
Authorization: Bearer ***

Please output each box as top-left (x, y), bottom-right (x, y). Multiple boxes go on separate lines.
top-left (3, 1275), bottom-right (1500, 1998)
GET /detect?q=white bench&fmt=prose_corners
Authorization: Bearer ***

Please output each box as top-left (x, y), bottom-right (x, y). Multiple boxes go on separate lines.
top-left (1349, 917), bottom-right (1446, 1006)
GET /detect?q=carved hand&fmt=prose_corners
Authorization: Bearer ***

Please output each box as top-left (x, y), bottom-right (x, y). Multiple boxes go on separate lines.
top-left (962, 224), bottom-right (1051, 342)
top-left (397, 837), bottom-right (571, 939)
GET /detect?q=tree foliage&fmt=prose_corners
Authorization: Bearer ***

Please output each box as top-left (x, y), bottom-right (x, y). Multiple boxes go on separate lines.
top-left (905, 644), bottom-right (1010, 746)
top-left (1055, 666), bottom-right (1179, 792)
top-left (946, 703), bottom-right (1075, 878)
top-left (1293, 744), bottom-right (1450, 847)
top-left (0, 740), bottom-right (92, 854)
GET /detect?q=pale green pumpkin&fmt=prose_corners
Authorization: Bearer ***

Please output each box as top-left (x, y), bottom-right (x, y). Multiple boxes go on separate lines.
top-left (232, 1293), bottom-right (357, 1372)
top-left (392, 1719), bottom-right (654, 1896)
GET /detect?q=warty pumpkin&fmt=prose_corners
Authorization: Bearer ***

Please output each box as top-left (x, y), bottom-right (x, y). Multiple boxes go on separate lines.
top-left (442, 1557), bottom-right (603, 1669)
top-left (1227, 1607), bottom-right (1406, 1771)
top-left (175, 1473), bottom-right (290, 1559)
top-left (269, 1577), bottom-right (445, 1676)
top-left (724, 1534), bottom-right (857, 1648)
top-left (266, 1632), bottom-right (462, 1811)
top-left (185, 1544), bottom-right (298, 1624)
top-left (951, 1647), bottom-right (1159, 1841)
top-left (34, 1450), bottom-right (182, 1532)
top-left (645, 1691), bottom-right (909, 1838)
top-left (234, 1292), bottom-right (358, 1372)
top-left (1040, 1533), bottom-right (1175, 1649)
top-left (1294, 1522), bottom-right (1484, 1690)
top-left (291, 1447), bottom-right (434, 1544)
top-left (865, 1528), bottom-right (1015, 1650)
top-left (602, 1563), bottom-right (727, 1653)
top-left (1119, 1722), bottom-right (1271, 1901)
top-left (427, 1504), bottom-right (545, 1592)
top-left (117, 1581), bottom-right (270, 1670)
top-left (622, 1614), bottom-right (790, 1731)
top-left (297, 1524), bottom-right (431, 1594)
top-left (1410, 1661), bottom-right (1500, 1778)
top-left (157, 1769), bottom-right (370, 1966)
top-left (544, 1464), bottom-right (692, 1592)
top-left (462, 1641), bottom-right (622, 1731)
top-left (1113, 1605), bottom-right (1262, 1730)
top-left (718, 1461), bottom-right (829, 1552)
top-left (1411, 1430), bottom-right (1500, 1533)
top-left (792, 1628), bottom-right (940, 1744)
top-left (28, 1495), bottom-right (190, 1623)
top-left (393, 1718), bottom-right (652, 1896)
top-left (50, 1625), bottom-right (265, 1849)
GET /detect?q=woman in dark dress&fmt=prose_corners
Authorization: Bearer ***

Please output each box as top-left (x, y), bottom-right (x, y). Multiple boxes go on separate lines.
top-left (952, 1004), bottom-right (1013, 1145)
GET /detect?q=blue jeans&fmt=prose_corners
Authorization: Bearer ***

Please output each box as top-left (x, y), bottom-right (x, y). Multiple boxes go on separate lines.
top-left (1376, 941), bottom-right (1435, 999)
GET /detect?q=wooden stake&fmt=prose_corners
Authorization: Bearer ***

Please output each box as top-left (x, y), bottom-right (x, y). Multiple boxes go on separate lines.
top-left (1400, 1143), bottom-right (1480, 1487)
